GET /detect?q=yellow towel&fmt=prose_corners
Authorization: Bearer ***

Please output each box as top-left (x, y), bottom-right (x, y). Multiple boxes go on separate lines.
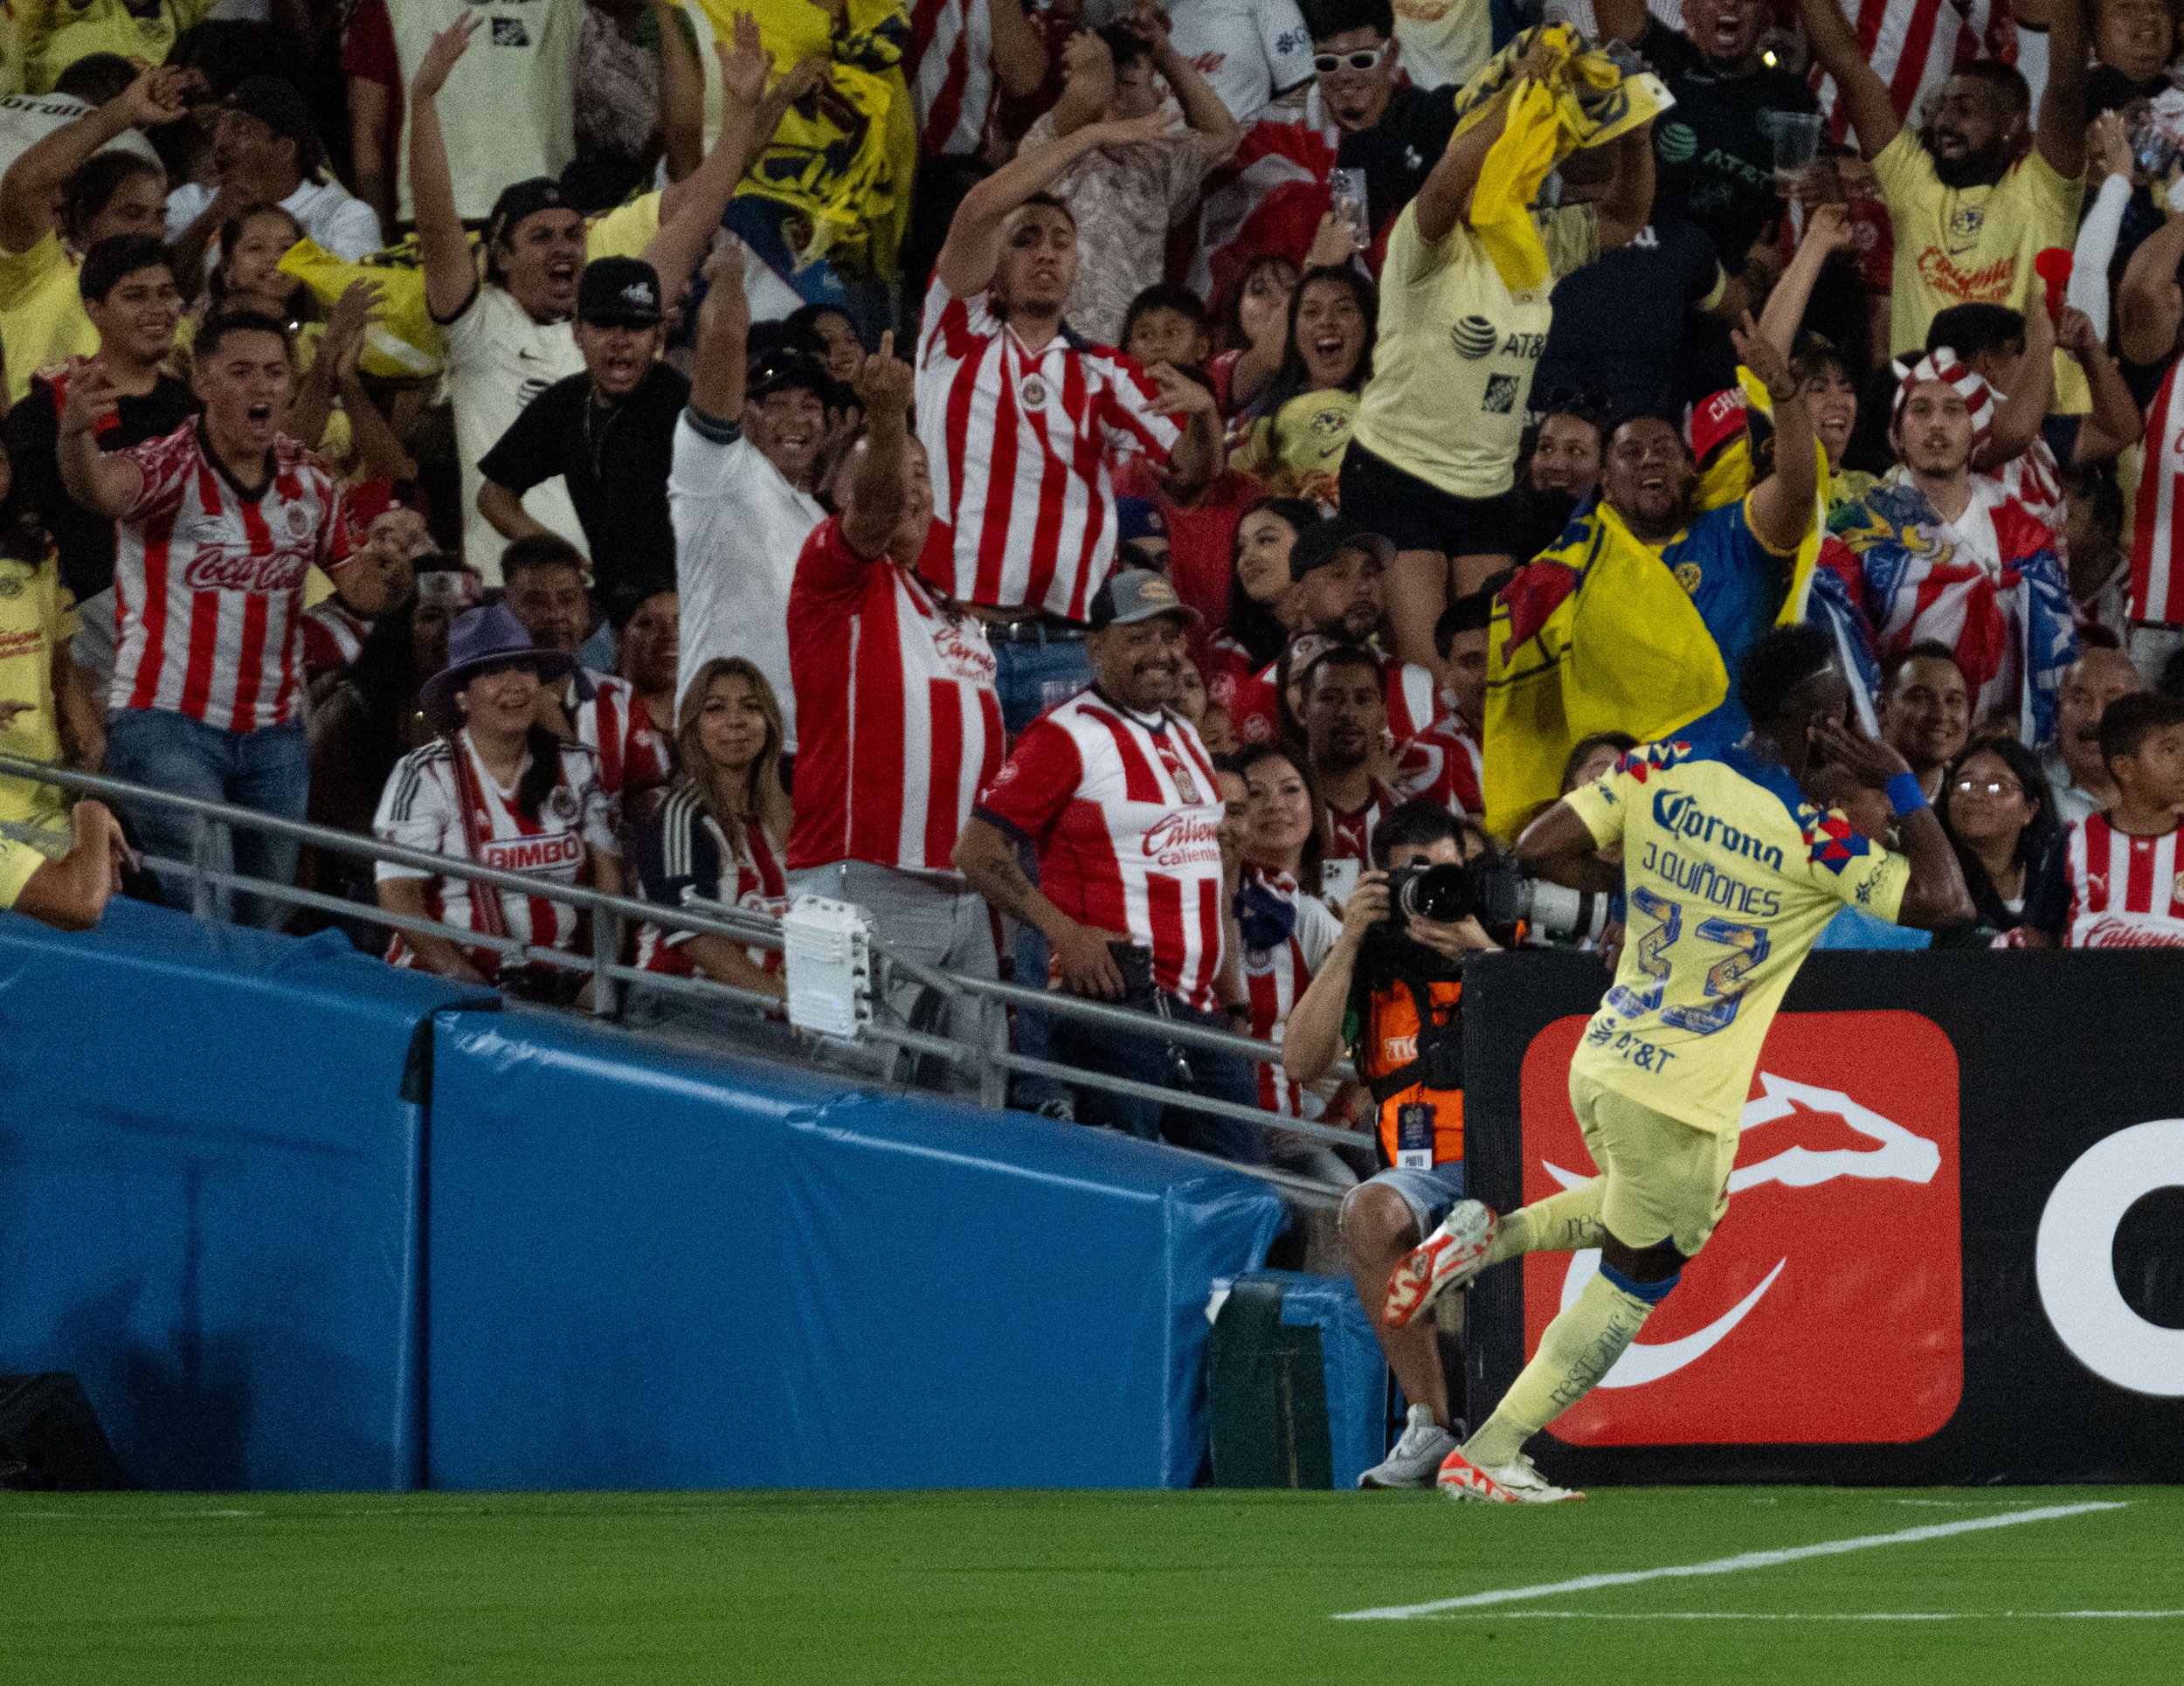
top-left (1450, 24), bottom-right (1676, 292)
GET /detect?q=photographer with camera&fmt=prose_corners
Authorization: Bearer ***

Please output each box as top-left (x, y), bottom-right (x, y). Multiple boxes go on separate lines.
top-left (1279, 801), bottom-right (1498, 1488)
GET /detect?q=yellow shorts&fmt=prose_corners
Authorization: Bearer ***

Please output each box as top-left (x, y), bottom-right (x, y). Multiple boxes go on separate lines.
top-left (1569, 1069), bottom-right (1740, 1258)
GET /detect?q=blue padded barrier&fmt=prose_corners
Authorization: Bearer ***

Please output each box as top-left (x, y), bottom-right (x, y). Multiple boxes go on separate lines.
top-left (425, 1010), bottom-right (1289, 1489)
top-left (0, 900), bottom-right (481, 1489)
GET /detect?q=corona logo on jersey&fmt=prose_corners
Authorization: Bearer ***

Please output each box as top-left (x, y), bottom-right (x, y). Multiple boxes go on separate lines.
top-left (1519, 1011), bottom-right (1964, 1445)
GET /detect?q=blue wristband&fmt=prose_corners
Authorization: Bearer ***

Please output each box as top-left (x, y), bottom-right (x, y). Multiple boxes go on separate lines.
top-left (1886, 771), bottom-right (1928, 818)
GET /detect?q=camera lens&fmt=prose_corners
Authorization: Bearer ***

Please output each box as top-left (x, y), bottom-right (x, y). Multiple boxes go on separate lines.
top-left (1397, 862), bottom-right (1471, 923)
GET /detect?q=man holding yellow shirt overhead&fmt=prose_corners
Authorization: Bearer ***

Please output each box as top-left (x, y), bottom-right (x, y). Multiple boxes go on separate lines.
top-left (1798, 0), bottom-right (2092, 406)
top-left (1383, 625), bottom-right (1973, 1501)
top-left (1339, 31), bottom-right (1655, 673)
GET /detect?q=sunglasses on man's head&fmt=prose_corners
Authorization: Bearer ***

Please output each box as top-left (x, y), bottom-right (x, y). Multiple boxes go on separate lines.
top-left (1313, 46), bottom-right (1386, 73)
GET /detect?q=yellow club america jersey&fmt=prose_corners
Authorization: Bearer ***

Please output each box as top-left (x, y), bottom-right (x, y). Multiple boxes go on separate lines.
top-left (1563, 740), bottom-right (1912, 1133)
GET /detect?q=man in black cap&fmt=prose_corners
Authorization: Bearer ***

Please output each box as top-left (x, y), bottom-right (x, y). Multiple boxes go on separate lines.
top-left (163, 75), bottom-right (382, 276)
top-left (670, 237), bottom-right (838, 755)
top-left (1239, 516), bottom-right (1447, 746)
top-left (477, 255), bottom-right (687, 617)
top-left (957, 568), bottom-right (1263, 1162)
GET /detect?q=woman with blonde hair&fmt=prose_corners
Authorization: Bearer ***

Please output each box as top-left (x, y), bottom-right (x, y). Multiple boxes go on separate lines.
top-left (629, 656), bottom-right (794, 1017)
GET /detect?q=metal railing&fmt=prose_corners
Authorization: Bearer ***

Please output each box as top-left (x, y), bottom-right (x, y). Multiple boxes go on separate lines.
top-left (0, 752), bottom-right (1361, 1203)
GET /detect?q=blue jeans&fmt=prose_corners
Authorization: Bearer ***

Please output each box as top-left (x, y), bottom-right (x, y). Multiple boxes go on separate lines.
top-left (1054, 993), bottom-right (1267, 1166)
top-left (105, 708), bottom-right (308, 930)
top-left (991, 633), bottom-right (1091, 1110)
top-left (991, 634), bottom-right (1091, 737)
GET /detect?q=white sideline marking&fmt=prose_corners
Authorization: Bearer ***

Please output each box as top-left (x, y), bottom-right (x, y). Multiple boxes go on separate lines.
top-left (1332, 1501), bottom-right (2129, 1621)
top-left (1427, 1610), bottom-right (2184, 1623)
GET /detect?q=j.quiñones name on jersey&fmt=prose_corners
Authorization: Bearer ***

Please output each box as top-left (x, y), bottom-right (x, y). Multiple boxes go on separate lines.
top-left (1563, 740), bottom-right (1912, 1134)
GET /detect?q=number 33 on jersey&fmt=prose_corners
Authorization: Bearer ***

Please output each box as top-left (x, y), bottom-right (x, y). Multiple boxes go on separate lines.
top-left (1563, 741), bottom-right (1913, 1135)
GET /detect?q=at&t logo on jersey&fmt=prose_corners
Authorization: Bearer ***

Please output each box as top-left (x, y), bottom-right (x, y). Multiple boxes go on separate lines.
top-left (1520, 1011), bottom-right (1963, 1446)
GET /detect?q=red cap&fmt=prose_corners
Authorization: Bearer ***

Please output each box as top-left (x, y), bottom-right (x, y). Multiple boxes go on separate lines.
top-left (1687, 387), bottom-right (1748, 463)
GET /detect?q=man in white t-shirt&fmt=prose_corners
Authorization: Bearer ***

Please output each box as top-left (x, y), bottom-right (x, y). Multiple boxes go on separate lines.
top-left (162, 77), bottom-right (381, 272)
top-left (668, 238), bottom-right (829, 750)
top-left (387, 0), bottom-right (580, 222)
top-left (410, 11), bottom-right (782, 585)
top-left (1165, 0), bottom-right (1316, 121)
top-left (411, 18), bottom-right (588, 584)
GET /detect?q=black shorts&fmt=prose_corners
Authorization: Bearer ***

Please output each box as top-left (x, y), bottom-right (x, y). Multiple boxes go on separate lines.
top-left (1338, 439), bottom-right (1526, 559)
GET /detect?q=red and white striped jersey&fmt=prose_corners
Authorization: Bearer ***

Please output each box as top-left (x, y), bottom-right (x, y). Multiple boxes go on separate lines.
top-left (632, 784), bottom-right (789, 975)
top-left (906, 0), bottom-right (992, 158)
top-left (372, 729), bottom-right (617, 977)
top-left (1239, 864), bottom-right (1342, 1116)
top-left (301, 599), bottom-right (371, 685)
top-left (787, 517), bottom-right (1005, 874)
top-left (1810, 0), bottom-right (2008, 142)
top-left (916, 277), bottom-right (1181, 619)
top-left (2054, 812), bottom-right (2184, 948)
top-left (1393, 720), bottom-right (1484, 819)
top-left (566, 667), bottom-right (671, 805)
top-left (1324, 778), bottom-right (1399, 864)
top-left (976, 688), bottom-right (1227, 1011)
top-left (2132, 356), bottom-right (2184, 625)
top-left (112, 420), bottom-right (350, 731)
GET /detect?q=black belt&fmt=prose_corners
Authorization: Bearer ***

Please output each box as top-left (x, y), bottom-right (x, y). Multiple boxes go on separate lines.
top-left (983, 616), bottom-right (1089, 645)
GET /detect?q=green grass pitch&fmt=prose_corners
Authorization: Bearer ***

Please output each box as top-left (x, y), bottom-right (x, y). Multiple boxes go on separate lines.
top-left (1, 1486), bottom-right (2175, 1683)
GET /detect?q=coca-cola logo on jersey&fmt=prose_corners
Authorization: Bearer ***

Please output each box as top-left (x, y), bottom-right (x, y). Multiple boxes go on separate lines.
top-left (180, 545), bottom-right (312, 594)
top-left (930, 621), bottom-right (996, 684)
top-left (1140, 812), bottom-right (1221, 867)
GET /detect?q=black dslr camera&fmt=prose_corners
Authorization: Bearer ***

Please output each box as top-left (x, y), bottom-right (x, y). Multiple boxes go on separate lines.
top-left (1380, 853), bottom-right (1612, 947)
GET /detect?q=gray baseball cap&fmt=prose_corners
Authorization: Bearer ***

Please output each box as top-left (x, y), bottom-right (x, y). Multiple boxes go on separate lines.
top-left (1088, 568), bottom-right (1202, 632)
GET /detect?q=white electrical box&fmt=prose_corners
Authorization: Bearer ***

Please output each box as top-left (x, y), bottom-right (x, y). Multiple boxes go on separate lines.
top-left (782, 895), bottom-right (874, 1039)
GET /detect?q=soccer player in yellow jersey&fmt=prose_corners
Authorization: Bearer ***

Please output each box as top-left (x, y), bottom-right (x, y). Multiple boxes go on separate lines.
top-left (1385, 624), bottom-right (1973, 1502)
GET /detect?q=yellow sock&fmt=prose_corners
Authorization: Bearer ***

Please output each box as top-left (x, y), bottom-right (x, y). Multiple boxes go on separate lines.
top-left (1463, 1268), bottom-right (1654, 1467)
top-left (1484, 1178), bottom-right (1607, 1267)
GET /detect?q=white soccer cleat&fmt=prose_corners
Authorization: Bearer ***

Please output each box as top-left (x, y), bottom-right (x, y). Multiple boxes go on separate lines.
top-left (1357, 1403), bottom-right (1460, 1489)
top-left (1435, 1447), bottom-right (1583, 1504)
top-left (1383, 1200), bottom-right (1500, 1329)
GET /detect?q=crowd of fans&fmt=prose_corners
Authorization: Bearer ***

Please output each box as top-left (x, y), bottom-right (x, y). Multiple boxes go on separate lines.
top-left (8, 0), bottom-right (2184, 1184)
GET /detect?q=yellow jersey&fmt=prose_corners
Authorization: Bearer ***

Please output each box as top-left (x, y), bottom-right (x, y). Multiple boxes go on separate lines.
top-left (1351, 198), bottom-right (1596, 501)
top-left (0, 231), bottom-right (93, 405)
top-left (1563, 739), bottom-right (1911, 1133)
top-left (1874, 128), bottom-right (2088, 412)
top-left (17, 0), bottom-right (211, 93)
top-left (0, 830), bottom-right (41, 908)
top-left (0, 547), bottom-right (75, 832)
top-left (1231, 387), bottom-right (1357, 505)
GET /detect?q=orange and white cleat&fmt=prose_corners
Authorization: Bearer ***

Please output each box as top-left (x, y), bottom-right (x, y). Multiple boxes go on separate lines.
top-left (1383, 1199), bottom-right (1500, 1329)
top-left (1435, 1446), bottom-right (1584, 1504)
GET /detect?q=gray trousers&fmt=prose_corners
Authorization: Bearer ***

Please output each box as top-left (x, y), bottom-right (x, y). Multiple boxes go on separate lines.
top-left (787, 860), bottom-right (1000, 1091)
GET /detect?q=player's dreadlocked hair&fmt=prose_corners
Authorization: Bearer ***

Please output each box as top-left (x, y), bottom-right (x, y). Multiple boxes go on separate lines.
top-left (1737, 624), bottom-right (1838, 730)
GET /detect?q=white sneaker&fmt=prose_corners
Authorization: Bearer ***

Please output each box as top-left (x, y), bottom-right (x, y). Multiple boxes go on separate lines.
top-left (1383, 1200), bottom-right (1501, 1330)
top-left (1358, 1404), bottom-right (1460, 1489)
top-left (1436, 1445), bottom-right (1583, 1504)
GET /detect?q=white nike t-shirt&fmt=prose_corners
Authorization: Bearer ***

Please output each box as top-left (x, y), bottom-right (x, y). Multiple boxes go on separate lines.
top-left (444, 282), bottom-right (589, 584)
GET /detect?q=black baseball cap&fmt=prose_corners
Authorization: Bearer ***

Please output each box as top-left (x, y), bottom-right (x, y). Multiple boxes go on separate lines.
top-left (747, 345), bottom-right (844, 406)
top-left (577, 257), bottom-right (662, 328)
top-left (1289, 515), bottom-right (1395, 582)
top-left (223, 75), bottom-right (320, 153)
top-left (487, 177), bottom-right (573, 247)
top-left (1089, 568), bottom-right (1201, 632)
